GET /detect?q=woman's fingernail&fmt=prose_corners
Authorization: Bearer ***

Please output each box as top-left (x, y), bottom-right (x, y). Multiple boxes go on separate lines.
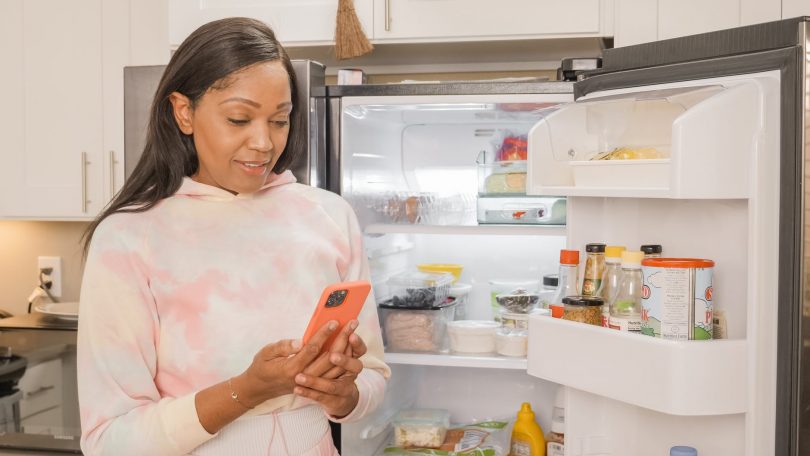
top-left (328, 321), bottom-right (338, 330)
top-left (292, 339), bottom-right (301, 350)
top-left (331, 354), bottom-right (342, 364)
top-left (350, 320), bottom-right (359, 330)
top-left (294, 388), bottom-right (302, 395)
top-left (296, 374), bottom-right (306, 384)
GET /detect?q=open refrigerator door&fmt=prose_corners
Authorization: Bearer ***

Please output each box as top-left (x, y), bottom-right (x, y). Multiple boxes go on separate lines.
top-left (526, 71), bottom-right (780, 455)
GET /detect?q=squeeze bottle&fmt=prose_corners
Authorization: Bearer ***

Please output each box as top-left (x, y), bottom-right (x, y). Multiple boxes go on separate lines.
top-left (510, 402), bottom-right (546, 456)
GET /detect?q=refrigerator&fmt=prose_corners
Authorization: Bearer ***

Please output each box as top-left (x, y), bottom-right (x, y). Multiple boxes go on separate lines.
top-left (325, 16), bottom-right (810, 456)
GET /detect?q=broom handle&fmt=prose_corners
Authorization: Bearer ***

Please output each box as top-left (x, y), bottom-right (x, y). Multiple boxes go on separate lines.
top-left (384, 0), bottom-right (391, 31)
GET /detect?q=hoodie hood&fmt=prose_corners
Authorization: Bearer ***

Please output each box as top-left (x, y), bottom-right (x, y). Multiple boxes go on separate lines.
top-left (175, 170), bottom-right (297, 201)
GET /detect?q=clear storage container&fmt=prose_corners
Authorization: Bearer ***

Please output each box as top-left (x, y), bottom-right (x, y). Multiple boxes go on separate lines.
top-left (477, 196), bottom-right (566, 225)
top-left (478, 159), bottom-right (528, 195)
top-left (392, 408), bottom-right (451, 449)
top-left (387, 271), bottom-right (454, 308)
top-left (379, 300), bottom-right (457, 353)
top-left (447, 320), bottom-right (500, 354)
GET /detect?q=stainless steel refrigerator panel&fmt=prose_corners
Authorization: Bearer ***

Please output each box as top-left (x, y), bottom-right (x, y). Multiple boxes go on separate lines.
top-left (289, 60), bottom-right (325, 187)
top-left (123, 65), bottom-right (164, 180)
top-left (798, 20), bottom-right (810, 456)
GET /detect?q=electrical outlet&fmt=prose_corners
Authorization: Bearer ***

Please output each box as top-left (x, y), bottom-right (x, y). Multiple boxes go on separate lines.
top-left (37, 256), bottom-right (62, 299)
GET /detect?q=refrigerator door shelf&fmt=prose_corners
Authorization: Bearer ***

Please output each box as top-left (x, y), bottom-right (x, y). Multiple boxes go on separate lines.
top-left (527, 314), bottom-right (746, 416)
top-left (364, 223), bottom-right (567, 237)
top-left (527, 79), bottom-right (769, 199)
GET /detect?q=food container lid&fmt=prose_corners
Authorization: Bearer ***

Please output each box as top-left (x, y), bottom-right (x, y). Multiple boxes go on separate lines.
top-left (542, 274), bottom-right (558, 287)
top-left (642, 258), bottom-right (715, 268)
top-left (559, 249), bottom-right (580, 265)
top-left (621, 250), bottom-right (645, 266)
top-left (605, 246), bottom-right (626, 259)
top-left (561, 295), bottom-right (604, 306)
top-left (417, 263), bottom-right (463, 283)
top-left (585, 243), bottom-right (606, 253)
top-left (640, 244), bottom-right (663, 254)
top-left (388, 271), bottom-right (454, 288)
top-left (392, 408), bottom-right (451, 427)
top-left (378, 297), bottom-right (457, 311)
top-left (447, 320), bottom-right (500, 335)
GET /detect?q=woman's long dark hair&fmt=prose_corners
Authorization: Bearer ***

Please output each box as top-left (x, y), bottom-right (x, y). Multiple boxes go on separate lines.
top-left (82, 17), bottom-right (302, 255)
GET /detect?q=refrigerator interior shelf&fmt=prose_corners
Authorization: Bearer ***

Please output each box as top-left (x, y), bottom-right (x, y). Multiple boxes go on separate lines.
top-left (384, 351), bottom-right (528, 370)
top-left (364, 223), bottom-right (566, 237)
top-left (527, 315), bottom-right (746, 416)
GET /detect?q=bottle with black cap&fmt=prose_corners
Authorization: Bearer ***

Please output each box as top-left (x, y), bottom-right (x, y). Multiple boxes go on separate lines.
top-left (640, 244), bottom-right (663, 258)
top-left (581, 243), bottom-right (606, 296)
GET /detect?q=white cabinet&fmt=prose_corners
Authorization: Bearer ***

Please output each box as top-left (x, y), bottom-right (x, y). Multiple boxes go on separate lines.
top-left (614, 0), bottom-right (783, 47)
top-left (783, 0), bottom-right (810, 17)
top-left (169, 0), bottom-right (374, 47)
top-left (0, 0), bottom-right (169, 219)
top-left (372, 0), bottom-right (611, 42)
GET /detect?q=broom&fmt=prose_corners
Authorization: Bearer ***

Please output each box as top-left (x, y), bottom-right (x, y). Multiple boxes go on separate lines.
top-left (334, 0), bottom-right (374, 60)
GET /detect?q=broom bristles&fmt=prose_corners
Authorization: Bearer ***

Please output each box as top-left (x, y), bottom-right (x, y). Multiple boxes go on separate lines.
top-left (335, 0), bottom-right (373, 60)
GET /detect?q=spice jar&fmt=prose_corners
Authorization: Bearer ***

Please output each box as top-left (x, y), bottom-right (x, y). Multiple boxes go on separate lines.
top-left (561, 295), bottom-right (604, 326)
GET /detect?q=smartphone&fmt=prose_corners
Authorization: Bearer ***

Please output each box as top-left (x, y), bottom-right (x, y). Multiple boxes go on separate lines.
top-left (302, 280), bottom-right (371, 351)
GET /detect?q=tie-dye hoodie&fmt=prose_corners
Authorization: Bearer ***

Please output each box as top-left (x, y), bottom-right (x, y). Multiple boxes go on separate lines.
top-left (77, 171), bottom-right (390, 455)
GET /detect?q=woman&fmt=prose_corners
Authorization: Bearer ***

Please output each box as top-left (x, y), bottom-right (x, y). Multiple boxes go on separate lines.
top-left (78, 17), bottom-right (389, 455)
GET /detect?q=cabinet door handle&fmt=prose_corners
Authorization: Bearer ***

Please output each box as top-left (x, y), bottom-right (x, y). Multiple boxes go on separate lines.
top-left (25, 385), bottom-right (55, 399)
top-left (81, 152), bottom-right (90, 213)
top-left (109, 150), bottom-right (118, 199)
top-left (385, 0), bottom-right (391, 31)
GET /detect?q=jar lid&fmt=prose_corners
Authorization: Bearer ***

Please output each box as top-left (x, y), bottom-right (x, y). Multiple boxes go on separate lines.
top-left (561, 295), bottom-right (604, 306)
top-left (542, 274), bottom-right (559, 287)
top-left (585, 243), bottom-right (606, 253)
top-left (621, 251), bottom-right (645, 266)
top-left (640, 244), bottom-right (663, 254)
top-left (605, 246), bottom-right (626, 259)
top-left (642, 258), bottom-right (715, 268)
top-left (559, 249), bottom-right (580, 265)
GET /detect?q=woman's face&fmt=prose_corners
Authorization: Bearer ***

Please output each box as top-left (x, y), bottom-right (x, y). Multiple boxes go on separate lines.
top-left (170, 61), bottom-right (293, 194)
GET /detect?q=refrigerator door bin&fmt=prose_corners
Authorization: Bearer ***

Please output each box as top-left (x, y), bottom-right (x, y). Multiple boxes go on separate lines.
top-left (527, 314), bottom-right (747, 416)
top-left (527, 79), bottom-right (770, 198)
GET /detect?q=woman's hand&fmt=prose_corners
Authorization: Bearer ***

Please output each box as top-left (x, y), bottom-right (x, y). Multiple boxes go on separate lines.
top-left (293, 349), bottom-right (364, 418)
top-left (302, 320), bottom-right (368, 380)
top-left (234, 321), bottom-right (339, 408)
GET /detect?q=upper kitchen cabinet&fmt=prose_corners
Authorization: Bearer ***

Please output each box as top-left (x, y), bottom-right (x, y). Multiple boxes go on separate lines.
top-left (0, 0), bottom-right (168, 220)
top-left (614, 0), bottom-right (785, 47)
top-left (169, 0), bottom-right (373, 47)
top-left (372, 0), bottom-right (613, 42)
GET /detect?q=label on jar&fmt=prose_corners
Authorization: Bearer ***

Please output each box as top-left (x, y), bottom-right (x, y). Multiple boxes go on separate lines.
top-left (548, 442), bottom-right (565, 456)
top-left (511, 440), bottom-right (531, 456)
top-left (608, 316), bottom-right (641, 332)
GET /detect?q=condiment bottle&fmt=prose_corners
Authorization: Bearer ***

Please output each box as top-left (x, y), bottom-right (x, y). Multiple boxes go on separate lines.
top-left (510, 402), bottom-right (546, 456)
top-left (670, 446), bottom-right (698, 456)
top-left (546, 388), bottom-right (565, 456)
top-left (539, 274), bottom-right (558, 310)
top-left (597, 245), bottom-right (626, 327)
top-left (608, 251), bottom-right (644, 332)
top-left (581, 243), bottom-right (606, 296)
top-left (640, 244), bottom-right (663, 258)
top-left (549, 250), bottom-right (580, 318)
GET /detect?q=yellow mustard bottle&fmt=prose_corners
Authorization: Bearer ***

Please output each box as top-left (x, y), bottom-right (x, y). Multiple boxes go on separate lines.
top-left (510, 402), bottom-right (546, 456)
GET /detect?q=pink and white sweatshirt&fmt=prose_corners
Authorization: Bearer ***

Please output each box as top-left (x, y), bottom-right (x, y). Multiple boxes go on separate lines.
top-left (78, 171), bottom-right (390, 455)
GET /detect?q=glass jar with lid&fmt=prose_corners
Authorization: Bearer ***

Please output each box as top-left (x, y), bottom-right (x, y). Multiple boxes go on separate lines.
top-left (561, 296), bottom-right (604, 326)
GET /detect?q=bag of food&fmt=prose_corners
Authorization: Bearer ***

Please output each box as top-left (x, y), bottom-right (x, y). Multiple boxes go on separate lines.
top-left (383, 419), bottom-right (513, 456)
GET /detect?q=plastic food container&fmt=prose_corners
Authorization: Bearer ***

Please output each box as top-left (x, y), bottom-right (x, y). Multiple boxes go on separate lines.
top-left (495, 327), bottom-right (528, 357)
top-left (379, 300), bottom-right (456, 352)
top-left (417, 263), bottom-right (464, 283)
top-left (562, 295), bottom-right (604, 326)
top-left (478, 160), bottom-right (528, 195)
top-left (446, 320), bottom-right (500, 354)
top-left (496, 290), bottom-right (540, 313)
top-left (392, 408), bottom-right (451, 449)
top-left (489, 279), bottom-right (540, 321)
top-left (388, 271), bottom-right (454, 308)
top-left (476, 196), bottom-right (567, 225)
top-left (448, 282), bottom-right (472, 321)
top-left (500, 311), bottom-right (530, 330)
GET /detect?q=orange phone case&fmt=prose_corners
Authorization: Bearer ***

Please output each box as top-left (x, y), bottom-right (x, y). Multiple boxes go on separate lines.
top-left (302, 280), bottom-right (371, 351)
